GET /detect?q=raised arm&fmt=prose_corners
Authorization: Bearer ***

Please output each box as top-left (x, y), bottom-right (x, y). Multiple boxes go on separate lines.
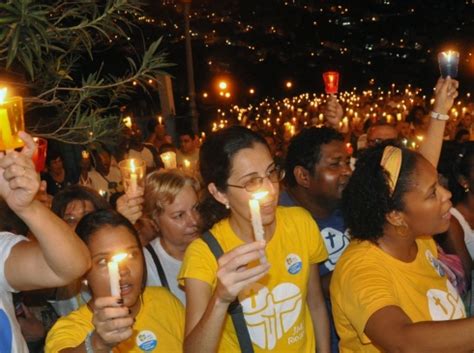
top-left (419, 77), bottom-right (459, 168)
top-left (2, 132), bottom-right (90, 291)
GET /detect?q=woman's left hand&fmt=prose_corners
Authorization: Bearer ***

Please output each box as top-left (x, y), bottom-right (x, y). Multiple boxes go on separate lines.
top-left (116, 190), bottom-right (144, 224)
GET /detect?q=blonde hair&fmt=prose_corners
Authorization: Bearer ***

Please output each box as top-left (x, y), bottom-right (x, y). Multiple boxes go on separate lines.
top-left (144, 169), bottom-right (200, 222)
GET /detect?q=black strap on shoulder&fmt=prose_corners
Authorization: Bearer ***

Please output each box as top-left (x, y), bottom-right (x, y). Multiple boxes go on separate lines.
top-left (145, 244), bottom-right (170, 290)
top-left (201, 231), bottom-right (254, 353)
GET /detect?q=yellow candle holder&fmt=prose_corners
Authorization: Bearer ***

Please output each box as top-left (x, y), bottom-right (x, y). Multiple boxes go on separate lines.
top-left (0, 89), bottom-right (24, 151)
top-left (118, 158), bottom-right (146, 196)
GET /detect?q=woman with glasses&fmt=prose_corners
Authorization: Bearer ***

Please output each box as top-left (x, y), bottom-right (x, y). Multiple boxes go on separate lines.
top-left (179, 126), bottom-right (330, 353)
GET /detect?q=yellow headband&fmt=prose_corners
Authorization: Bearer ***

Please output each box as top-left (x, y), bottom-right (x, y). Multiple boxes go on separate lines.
top-left (380, 146), bottom-right (402, 195)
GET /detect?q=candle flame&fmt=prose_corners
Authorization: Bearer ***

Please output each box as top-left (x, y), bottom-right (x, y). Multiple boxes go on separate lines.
top-left (111, 253), bottom-right (127, 263)
top-left (0, 88), bottom-right (6, 104)
top-left (130, 159), bottom-right (136, 173)
top-left (252, 191), bottom-right (268, 200)
top-left (183, 159), bottom-right (191, 168)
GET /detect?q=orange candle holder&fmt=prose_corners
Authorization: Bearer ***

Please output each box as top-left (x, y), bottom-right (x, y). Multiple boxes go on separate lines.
top-left (322, 71), bottom-right (340, 95)
top-left (0, 88), bottom-right (24, 151)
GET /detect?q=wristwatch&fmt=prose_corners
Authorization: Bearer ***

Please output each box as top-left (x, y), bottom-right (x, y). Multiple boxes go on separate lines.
top-left (430, 111), bottom-right (449, 121)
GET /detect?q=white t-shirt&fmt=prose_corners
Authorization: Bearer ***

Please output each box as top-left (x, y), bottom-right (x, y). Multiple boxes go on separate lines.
top-left (450, 207), bottom-right (474, 260)
top-left (128, 148), bottom-right (155, 169)
top-left (144, 238), bottom-right (185, 305)
top-left (0, 232), bottom-right (29, 353)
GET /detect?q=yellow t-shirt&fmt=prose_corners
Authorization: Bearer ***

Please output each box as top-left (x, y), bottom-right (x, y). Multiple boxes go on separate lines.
top-left (45, 287), bottom-right (184, 353)
top-left (178, 206), bottom-right (328, 353)
top-left (330, 237), bottom-right (466, 353)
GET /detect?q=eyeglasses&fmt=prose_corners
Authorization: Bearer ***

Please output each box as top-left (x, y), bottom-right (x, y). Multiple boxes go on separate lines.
top-left (227, 166), bottom-right (286, 192)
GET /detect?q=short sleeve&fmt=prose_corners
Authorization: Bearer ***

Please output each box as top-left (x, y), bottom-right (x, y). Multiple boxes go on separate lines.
top-left (298, 210), bottom-right (328, 265)
top-left (0, 232), bottom-right (28, 292)
top-left (45, 312), bottom-right (90, 352)
top-left (178, 238), bottom-right (218, 288)
top-left (337, 260), bottom-right (398, 344)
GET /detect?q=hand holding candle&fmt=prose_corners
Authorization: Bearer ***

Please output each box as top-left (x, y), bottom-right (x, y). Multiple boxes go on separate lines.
top-left (108, 253), bottom-right (128, 297)
top-left (249, 191), bottom-right (268, 263)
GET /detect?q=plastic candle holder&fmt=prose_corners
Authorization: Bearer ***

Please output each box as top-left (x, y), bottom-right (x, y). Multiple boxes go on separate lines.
top-left (32, 137), bottom-right (48, 172)
top-left (322, 71), bottom-right (340, 95)
top-left (160, 151), bottom-right (177, 169)
top-left (438, 51), bottom-right (459, 78)
top-left (0, 88), bottom-right (24, 151)
top-left (119, 158), bottom-right (146, 196)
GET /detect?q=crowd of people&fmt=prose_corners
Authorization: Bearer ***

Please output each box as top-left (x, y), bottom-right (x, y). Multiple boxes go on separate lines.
top-left (0, 76), bottom-right (473, 353)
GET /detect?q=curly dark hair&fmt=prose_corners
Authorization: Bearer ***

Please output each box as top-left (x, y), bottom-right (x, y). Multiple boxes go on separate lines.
top-left (342, 144), bottom-right (420, 241)
top-left (199, 126), bottom-right (268, 230)
top-left (285, 126), bottom-right (344, 187)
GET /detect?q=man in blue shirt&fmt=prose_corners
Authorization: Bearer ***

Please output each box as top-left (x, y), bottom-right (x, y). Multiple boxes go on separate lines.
top-left (280, 126), bottom-right (352, 352)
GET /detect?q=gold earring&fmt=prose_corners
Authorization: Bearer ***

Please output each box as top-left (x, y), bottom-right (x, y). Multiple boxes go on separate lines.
top-left (396, 224), bottom-right (409, 237)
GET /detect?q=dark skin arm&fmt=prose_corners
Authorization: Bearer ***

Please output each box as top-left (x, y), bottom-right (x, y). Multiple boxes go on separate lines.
top-left (365, 306), bottom-right (474, 353)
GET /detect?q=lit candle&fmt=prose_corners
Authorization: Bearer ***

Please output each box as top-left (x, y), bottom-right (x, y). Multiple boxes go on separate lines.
top-left (0, 88), bottom-right (14, 150)
top-left (82, 150), bottom-right (90, 159)
top-left (322, 71), bottom-right (340, 95)
top-left (129, 159), bottom-right (138, 195)
top-left (249, 191), bottom-right (268, 263)
top-left (160, 151), bottom-right (177, 169)
top-left (108, 253), bottom-right (127, 297)
top-left (438, 50), bottom-right (459, 78)
top-left (183, 159), bottom-right (191, 171)
top-left (158, 115), bottom-right (163, 125)
top-left (123, 116), bottom-right (132, 129)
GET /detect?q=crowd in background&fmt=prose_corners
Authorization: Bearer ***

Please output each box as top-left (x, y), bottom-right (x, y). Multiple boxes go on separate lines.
top-left (1, 76), bottom-right (474, 353)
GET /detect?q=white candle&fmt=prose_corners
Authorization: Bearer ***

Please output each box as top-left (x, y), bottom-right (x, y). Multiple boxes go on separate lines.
top-left (160, 151), bottom-right (177, 169)
top-left (108, 253), bottom-right (127, 297)
top-left (123, 116), bottom-right (132, 129)
top-left (249, 191), bottom-right (268, 263)
top-left (129, 159), bottom-right (138, 195)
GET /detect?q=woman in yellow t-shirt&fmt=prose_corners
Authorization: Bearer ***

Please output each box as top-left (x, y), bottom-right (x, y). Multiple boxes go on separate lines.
top-left (179, 126), bottom-right (330, 353)
top-left (331, 139), bottom-right (474, 352)
top-left (45, 210), bottom-right (184, 352)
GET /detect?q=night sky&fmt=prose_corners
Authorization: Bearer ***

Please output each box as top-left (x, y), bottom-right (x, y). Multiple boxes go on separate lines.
top-left (138, 0), bottom-right (474, 120)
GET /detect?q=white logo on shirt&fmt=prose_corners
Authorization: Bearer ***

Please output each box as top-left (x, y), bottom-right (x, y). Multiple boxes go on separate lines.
top-left (427, 280), bottom-right (466, 320)
top-left (320, 227), bottom-right (350, 271)
top-left (241, 283), bottom-right (303, 350)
